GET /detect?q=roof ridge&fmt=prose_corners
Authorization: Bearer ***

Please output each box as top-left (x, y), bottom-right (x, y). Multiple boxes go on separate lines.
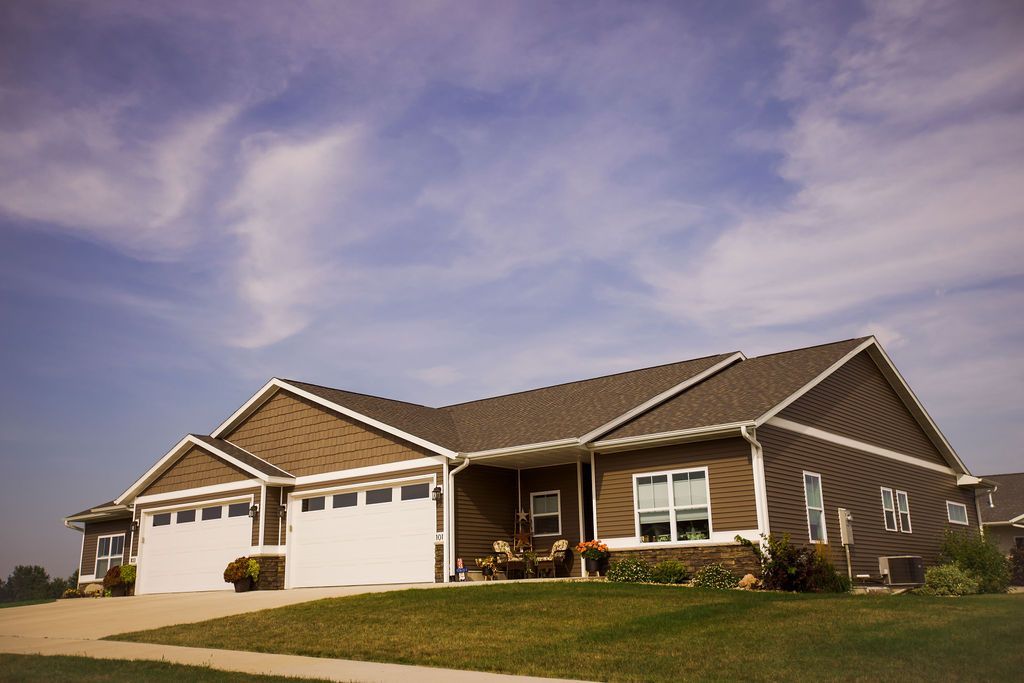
top-left (280, 378), bottom-right (439, 411)
top-left (439, 352), bottom-right (737, 410)
top-left (746, 336), bottom-right (871, 361)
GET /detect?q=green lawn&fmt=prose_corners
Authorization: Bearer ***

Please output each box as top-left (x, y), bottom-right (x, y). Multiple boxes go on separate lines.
top-left (110, 583), bottom-right (1024, 682)
top-left (0, 599), bottom-right (55, 609)
top-left (0, 654), bottom-right (327, 682)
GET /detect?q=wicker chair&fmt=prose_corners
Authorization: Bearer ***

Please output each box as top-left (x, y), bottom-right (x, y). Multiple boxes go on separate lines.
top-left (535, 539), bottom-right (569, 578)
top-left (493, 540), bottom-right (526, 579)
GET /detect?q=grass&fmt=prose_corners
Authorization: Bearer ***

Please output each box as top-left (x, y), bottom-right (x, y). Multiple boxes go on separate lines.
top-left (0, 599), bottom-right (55, 609)
top-left (110, 582), bottom-right (1024, 682)
top-left (0, 654), bottom-right (327, 682)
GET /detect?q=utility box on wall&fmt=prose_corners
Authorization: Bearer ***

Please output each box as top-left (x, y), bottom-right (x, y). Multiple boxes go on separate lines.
top-left (838, 508), bottom-right (854, 546)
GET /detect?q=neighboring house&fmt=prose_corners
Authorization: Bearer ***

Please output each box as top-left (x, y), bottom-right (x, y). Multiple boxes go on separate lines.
top-left (977, 472), bottom-right (1024, 553)
top-left (64, 336), bottom-right (992, 594)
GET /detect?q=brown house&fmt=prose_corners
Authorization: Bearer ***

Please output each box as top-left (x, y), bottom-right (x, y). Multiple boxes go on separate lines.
top-left (64, 336), bottom-right (993, 593)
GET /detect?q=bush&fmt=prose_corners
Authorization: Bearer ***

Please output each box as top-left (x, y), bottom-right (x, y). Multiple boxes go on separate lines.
top-left (692, 563), bottom-right (737, 589)
top-left (917, 563), bottom-right (980, 596)
top-left (940, 530), bottom-right (1010, 593)
top-left (223, 557), bottom-right (261, 584)
top-left (61, 588), bottom-right (83, 599)
top-left (102, 565), bottom-right (123, 589)
top-left (737, 534), bottom-right (850, 593)
top-left (651, 560), bottom-right (690, 584)
top-left (606, 557), bottom-right (652, 583)
top-left (119, 564), bottom-right (136, 585)
top-left (1010, 546), bottom-right (1024, 586)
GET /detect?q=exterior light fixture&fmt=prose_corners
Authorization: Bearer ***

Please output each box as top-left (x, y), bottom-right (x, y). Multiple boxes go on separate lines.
top-left (279, 503), bottom-right (287, 519)
top-left (431, 485), bottom-right (443, 501)
top-left (130, 520), bottom-right (139, 533)
top-left (248, 504), bottom-right (259, 519)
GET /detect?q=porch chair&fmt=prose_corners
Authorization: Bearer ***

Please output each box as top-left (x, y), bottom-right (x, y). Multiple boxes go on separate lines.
top-left (493, 540), bottom-right (526, 579)
top-left (535, 539), bottom-right (569, 578)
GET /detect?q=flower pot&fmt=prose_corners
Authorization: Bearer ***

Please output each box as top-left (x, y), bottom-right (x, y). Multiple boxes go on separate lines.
top-left (233, 578), bottom-right (253, 593)
top-left (585, 557), bottom-right (602, 574)
top-left (482, 566), bottom-right (494, 578)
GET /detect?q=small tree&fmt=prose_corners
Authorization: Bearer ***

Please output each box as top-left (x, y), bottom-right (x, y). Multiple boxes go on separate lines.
top-left (940, 530), bottom-right (1010, 593)
top-left (3, 566), bottom-right (52, 602)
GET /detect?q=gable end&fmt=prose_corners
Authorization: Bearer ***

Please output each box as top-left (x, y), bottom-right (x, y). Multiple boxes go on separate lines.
top-left (141, 445), bottom-right (249, 496)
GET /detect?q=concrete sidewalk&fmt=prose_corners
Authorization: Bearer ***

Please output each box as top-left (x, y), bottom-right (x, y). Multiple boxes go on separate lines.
top-left (0, 635), bottom-right (579, 683)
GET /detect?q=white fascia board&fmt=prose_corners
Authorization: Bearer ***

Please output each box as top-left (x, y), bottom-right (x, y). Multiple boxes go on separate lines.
top-left (292, 457), bottom-right (445, 486)
top-left (589, 422), bottom-right (751, 453)
top-left (754, 338), bottom-right (875, 427)
top-left (464, 438), bottom-right (583, 461)
top-left (218, 379), bottom-right (458, 459)
top-left (579, 352), bottom-right (746, 445)
top-left (134, 480), bottom-right (263, 506)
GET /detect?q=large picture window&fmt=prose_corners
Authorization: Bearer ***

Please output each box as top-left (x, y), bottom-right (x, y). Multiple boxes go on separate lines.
top-left (530, 491), bottom-right (561, 536)
top-left (803, 472), bottom-right (827, 543)
top-left (94, 534), bottom-right (125, 577)
top-left (634, 468), bottom-right (710, 543)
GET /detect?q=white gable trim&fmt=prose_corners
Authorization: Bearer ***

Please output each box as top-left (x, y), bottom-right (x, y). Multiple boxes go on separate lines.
top-left (578, 352), bottom-right (746, 445)
top-left (210, 378), bottom-right (458, 459)
top-left (114, 435), bottom-right (294, 505)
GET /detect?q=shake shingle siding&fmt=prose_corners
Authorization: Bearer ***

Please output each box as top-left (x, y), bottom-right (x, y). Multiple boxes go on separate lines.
top-left (141, 446), bottom-right (249, 495)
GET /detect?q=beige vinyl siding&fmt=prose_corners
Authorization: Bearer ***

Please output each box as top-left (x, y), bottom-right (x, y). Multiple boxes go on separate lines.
top-left (760, 425), bottom-right (978, 575)
top-left (290, 465), bottom-right (444, 533)
top-left (519, 463), bottom-right (581, 571)
top-left (779, 351), bottom-right (948, 467)
top-left (226, 390), bottom-right (432, 475)
top-left (454, 465), bottom-right (517, 563)
top-left (80, 519), bottom-right (132, 578)
top-left (141, 446), bottom-right (249, 496)
top-left (594, 437), bottom-right (758, 539)
top-left (136, 487), bottom-right (262, 547)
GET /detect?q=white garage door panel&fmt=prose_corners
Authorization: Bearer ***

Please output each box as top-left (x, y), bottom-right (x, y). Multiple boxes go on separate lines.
top-left (137, 511), bottom-right (252, 595)
top-left (289, 488), bottom-right (435, 588)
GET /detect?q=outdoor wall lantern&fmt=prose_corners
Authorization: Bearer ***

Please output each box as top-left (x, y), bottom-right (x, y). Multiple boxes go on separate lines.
top-left (130, 520), bottom-right (139, 533)
top-left (248, 504), bottom-right (259, 519)
top-left (279, 503), bottom-right (287, 519)
top-left (431, 485), bottom-right (443, 501)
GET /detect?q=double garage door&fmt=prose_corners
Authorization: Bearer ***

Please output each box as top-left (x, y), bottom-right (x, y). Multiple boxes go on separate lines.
top-left (136, 499), bottom-right (254, 595)
top-left (287, 478), bottom-right (436, 588)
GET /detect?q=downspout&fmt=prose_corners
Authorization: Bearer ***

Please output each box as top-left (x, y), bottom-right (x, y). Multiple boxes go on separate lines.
top-left (740, 426), bottom-right (770, 536)
top-left (65, 520), bottom-right (85, 586)
top-left (446, 456), bottom-right (470, 582)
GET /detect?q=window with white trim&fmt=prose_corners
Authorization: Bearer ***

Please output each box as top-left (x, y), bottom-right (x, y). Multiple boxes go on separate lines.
top-left (946, 501), bottom-right (968, 526)
top-left (94, 534), bottom-right (125, 576)
top-left (634, 468), bottom-right (710, 543)
top-left (895, 490), bottom-right (912, 533)
top-left (530, 491), bottom-right (561, 536)
top-left (803, 472), bottom-right (827, 543)
top-left (880, 488), bottom-right (897, 531)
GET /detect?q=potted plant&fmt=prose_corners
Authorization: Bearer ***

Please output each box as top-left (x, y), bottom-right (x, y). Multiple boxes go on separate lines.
top-left (576, 540), bottom-right (610, 575)
top-left (102, 565), bottom-right (126, 597)
top-left (223, 557), bottom-right (261, 592)
top-left (475, 556), bottom-right (497, 579)
top-left (119, 564), bottom-right (137, 596)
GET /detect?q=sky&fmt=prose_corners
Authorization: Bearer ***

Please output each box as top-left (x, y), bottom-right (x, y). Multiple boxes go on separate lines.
top-left (1, 0), bottom-right (1022, 579)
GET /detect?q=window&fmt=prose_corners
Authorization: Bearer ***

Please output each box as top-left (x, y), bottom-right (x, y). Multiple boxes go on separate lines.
top-left (880, 488), bottom-right (897, 531)
top-left (301, 496), bottom-right (325, 512)
top-left (94, 534), bottom-right (124, 576)
top-left (176, 509), bottom-right (196, 524)
top-left (228, 502), bottom-right (250, 517)
top-left (201, 506), bottom-right (222, 521)
top-left (530, 491), bottom-right (561, 536)
top-left (634, 468), bottom-right (710, 543)
top-left (895, 490), bottom-right (912, 533)
top-left (333, 492), bottom-right (358, 508)
top-left (803, 472), bottom-right (827, 543)
top-left (366, 488), bottom-right (393, 505)
top-left (401, 483), bottom-right (430, 501)
top-left (946, 501), bottom-right (969, 525)
top-left (152, 513), bottom-right (171, 527)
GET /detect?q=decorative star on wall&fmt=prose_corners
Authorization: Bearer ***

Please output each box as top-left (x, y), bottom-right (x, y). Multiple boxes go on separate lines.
top-left (516, 510), bottom-right (529, 523)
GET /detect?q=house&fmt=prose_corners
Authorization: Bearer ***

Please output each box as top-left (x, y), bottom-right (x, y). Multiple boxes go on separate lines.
top-left (64, 336), bottom-right (992, 594)
top-left (977, 473), bottom-right (1024, 554)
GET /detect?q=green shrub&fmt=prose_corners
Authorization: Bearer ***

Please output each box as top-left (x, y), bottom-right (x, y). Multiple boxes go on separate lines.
top-left (940, 530), bottom-right (1010, 593)
top-left (1010, 546), bottom-right (1024, 586)
top-left (917, 563), bottom-right (980, 596)
top-left (606, 557), bottom-right (652, 583)
top-left (692, 563), bottom-right (737, 589)
top-left (61, 587), bottom-right (82, 599)
top-left (651, 560), bottom-right (690, 584)
top-left (119, 564), bottom-right (136, 585)
top-left (737, 534), bottom-right (850, 592)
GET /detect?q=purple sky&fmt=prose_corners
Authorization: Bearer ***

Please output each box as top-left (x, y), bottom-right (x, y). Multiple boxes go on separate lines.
top-left (1, 0), bottom-right (1022, 578)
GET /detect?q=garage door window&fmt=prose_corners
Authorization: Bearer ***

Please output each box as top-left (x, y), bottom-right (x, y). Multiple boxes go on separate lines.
top-left (366, 488), bottom-right (392, 505)
top-left (302, 496), bottom-right (326, 512)
top-left (228, 502), bottom-right (250, 517)
top-left (401, 483), bottom-right (430, 501)
top-left (177, 509), bottom-right (196, 524)
top-left (202, 506), bottom-right (222, 521)
top-left (153, 513), bottom-right (171, 527)
top-left (333, 492), bottom-right (357, 508)
top-left (95, 534), bottom-right (124, 576)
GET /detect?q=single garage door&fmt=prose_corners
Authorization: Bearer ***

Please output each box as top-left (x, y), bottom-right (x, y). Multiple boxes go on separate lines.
top-left (136, 499), bottom-right (254, 595)
top-left (288, 479), bottom-right (436, 588)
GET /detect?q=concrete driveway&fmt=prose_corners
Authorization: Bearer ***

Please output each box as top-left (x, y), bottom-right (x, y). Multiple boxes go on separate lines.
top-left (0, 583), bottom-right (430, 639)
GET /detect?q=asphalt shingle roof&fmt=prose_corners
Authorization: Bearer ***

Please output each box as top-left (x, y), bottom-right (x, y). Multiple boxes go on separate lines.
top-left (978, 472), bottom-right (1024, 523)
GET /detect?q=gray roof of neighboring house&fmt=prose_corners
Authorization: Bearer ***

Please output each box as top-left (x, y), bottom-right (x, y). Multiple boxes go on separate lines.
top-left (189, 434), bottom-right (294, 479)
top-left (978, 472), bottom-right (1024, 523)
